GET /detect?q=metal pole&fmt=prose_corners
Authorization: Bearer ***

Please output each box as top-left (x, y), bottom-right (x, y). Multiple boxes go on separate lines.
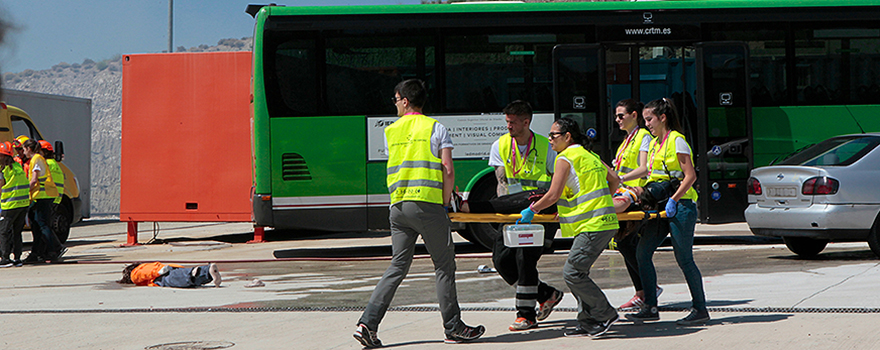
top-left (168, 0), bottom-right (173, 53)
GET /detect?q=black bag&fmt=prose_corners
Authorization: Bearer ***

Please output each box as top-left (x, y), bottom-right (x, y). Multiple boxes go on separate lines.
top-left (639, 179), bottom-right (681, 211)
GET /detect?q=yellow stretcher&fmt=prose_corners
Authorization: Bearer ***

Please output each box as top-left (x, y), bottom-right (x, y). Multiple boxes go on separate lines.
top-left (448, 211), bottom-right (666, 223)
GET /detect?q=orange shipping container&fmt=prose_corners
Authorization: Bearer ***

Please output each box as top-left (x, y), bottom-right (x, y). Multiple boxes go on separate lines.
top-left (120, 52), bottom-right (253, 222)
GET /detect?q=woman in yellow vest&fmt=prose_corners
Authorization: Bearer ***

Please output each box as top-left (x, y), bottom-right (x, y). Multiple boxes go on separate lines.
top-left (520, 117), bottom-right (620, 338)
top-left (624, 98), bottom-right (709, 326)
top-left (0, 141), bottom-right (29, 267)
top-left (611, 99), bottom-right (664, 310)
top-left (38, 140), bottom-right (65, 205)
top-left (21, 139), bottom-right (65, 263)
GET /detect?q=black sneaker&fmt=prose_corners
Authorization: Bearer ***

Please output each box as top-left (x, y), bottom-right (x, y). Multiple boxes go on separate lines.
top-left (13, 259), bottom-right (22, 267)
top-left (625, 306), bottom-right (660, 324)
top-left (676, 308), bottom-right (710, 326)
top-left (0, 259), bottom-right (13, 268)
top-left (22, 254), bottom-right (41, 264)
top-left (563, 326), bottom-right (591, 338)
top-left (444, 324), bottom-right (485, 344)
top-left (586, 314), bottom-right (619, 338)
top-left (353, 323), bottom-right (382, 348)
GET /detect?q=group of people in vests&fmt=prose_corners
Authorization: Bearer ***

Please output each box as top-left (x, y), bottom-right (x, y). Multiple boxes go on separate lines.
top-left (0, 135), bottom-right (67, 267)
top-left (354, 79), bottom-right (708, 348)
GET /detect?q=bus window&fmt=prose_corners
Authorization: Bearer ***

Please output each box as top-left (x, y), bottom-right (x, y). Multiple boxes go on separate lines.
top-left (444, 32), bottom-right (584, 113)
top-left (325, 34), bottom-right (435, 115)
top-left (271, 38), bottom-right (318, 116)
top-left (709, 25), bottom-right (787, 107)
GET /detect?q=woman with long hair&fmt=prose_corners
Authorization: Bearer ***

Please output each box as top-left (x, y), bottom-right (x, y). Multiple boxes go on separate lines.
top-left (519, 117), bottom-right (621, 338)
top-left (624, 98), bottom-right (709, 326)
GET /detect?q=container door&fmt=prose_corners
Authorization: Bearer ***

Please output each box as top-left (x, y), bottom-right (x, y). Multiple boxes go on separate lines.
top-left (552, 44), bottom-right (608, 158)
top-left (695, 42), bottom-right (752, 223)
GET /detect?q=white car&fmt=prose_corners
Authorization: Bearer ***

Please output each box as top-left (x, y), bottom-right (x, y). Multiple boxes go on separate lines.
top-left (745, 133), bottom-right (880, 258)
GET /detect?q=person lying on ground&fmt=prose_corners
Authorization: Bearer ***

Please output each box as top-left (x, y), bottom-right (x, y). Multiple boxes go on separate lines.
top-left (117, 262), bottom-right (221, 288)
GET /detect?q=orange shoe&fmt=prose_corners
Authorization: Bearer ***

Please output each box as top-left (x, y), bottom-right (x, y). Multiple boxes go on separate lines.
top-left (509, 317), bottom-right (537, 331)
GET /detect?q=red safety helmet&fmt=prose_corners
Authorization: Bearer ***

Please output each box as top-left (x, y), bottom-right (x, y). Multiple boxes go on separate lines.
top-left (0, 141), bottom-right (14, 157)
top-left (38, 139), bottom-right (53, 152)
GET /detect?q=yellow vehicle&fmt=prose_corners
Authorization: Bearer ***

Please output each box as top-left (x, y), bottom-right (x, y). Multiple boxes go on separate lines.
top-left (0, 102), bottom-right (82, 243)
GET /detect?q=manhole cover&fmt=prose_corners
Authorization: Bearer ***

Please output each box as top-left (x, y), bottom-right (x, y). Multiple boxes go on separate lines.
top-left (145, 341), bottom-right (234, 350)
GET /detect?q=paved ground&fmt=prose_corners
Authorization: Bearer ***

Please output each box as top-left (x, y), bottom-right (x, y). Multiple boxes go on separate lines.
top-left (2, 220), bottom-right (880, 349)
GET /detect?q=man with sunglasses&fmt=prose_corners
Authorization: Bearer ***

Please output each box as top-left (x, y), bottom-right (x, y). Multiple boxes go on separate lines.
top-left (464, 100), bottom-right (564, 331)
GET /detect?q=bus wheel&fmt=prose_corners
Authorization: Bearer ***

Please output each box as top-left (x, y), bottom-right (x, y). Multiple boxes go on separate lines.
top-left (52, 199), bottom-right (72, 244)
top-left (462, 174), bottom-right (500, 250)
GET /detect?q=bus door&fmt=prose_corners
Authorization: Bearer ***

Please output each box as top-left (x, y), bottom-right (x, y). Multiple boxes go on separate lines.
top-left (551, 44), bottom-right (609, 158)
top-left (695, 42), bottom-right (752, 223)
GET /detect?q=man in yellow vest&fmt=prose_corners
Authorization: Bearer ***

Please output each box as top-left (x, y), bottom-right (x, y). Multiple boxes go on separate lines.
top-left (0, 142), bottom-right (29, 267)
top-left (354, 79), bottom-right (484, 348)
top-left (469, 100), bottom-right (564, 331)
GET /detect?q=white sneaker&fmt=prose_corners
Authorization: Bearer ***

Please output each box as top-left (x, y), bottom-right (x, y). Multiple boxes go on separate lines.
top-left (208, 263), bottom-right (221, 287)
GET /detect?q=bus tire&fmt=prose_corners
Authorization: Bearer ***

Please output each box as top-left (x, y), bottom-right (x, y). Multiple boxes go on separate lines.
top-left (52, 197), bottom-right (73, 244)
top-left (463, 174), bottom-right (501, 250)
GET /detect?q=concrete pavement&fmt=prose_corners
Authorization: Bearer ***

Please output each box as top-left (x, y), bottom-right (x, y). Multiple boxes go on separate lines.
top-left (2, 220), bottom-right (880, 349)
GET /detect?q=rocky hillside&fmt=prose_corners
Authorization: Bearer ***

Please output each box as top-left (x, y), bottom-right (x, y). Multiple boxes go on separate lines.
top-left (1, 37), bottom-right (253, 215)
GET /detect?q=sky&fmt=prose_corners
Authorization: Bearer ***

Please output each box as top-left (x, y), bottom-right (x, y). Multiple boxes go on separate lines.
top-left (0, 0), bottom-right (421, 74)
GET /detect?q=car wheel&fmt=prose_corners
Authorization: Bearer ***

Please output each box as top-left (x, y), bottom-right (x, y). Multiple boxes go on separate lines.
top-left (782, 236), bottom-right (828, 258)
top-left (52, 200), bottom-right (73, 244)
top-left (866, 215), bottom-right (880, 259)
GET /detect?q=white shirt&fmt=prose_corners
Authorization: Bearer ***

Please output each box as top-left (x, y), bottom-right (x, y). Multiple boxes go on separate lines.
top-left (675, 136), bottom-right (692, 155)
top-left (556, 144), bottom-right (583, 194)
top-left (488, 133), bottom-right (557, 174)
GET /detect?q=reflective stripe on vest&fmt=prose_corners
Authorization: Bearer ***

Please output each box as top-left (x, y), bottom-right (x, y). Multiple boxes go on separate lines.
top-left (1, 163), bottom-right (30, 210)
top-left (385, 114), bottom-right (444, 205)
top-left (497, 133), bottom-right (552, 191)
top-left (47, 159), bottom-right (65, 204)
top-left (647, 131), bottom-right (698, 201)
top-left (29, 154), bottom-right (58, 200)
top-left (615, 128), bottom-right (652, 187)
top-left (555, 146), bottom-right (618, 237)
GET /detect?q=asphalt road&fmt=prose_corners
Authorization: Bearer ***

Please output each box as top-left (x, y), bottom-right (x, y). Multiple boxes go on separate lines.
top-left (2, 220), bottom-right (880, 349)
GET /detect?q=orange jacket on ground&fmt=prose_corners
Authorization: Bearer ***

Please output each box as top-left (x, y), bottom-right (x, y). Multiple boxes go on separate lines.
top-left (131, 262), bottom-right (184, 287)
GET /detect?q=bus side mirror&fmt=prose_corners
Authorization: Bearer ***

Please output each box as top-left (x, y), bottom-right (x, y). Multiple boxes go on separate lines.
top-left (54, 140), bottom-right (64, 162)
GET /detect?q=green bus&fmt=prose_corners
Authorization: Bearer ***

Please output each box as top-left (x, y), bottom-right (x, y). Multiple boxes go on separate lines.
top-left (247, 0), bottom-right (880, 248)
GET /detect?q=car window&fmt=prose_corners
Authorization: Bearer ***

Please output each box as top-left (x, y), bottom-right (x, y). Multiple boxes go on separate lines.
top-left (779, 136), bottom-right (880, 166)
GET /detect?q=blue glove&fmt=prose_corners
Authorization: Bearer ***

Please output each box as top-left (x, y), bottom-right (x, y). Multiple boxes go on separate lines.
top-left (665, 198), bottom-right (678, 218)
top-left (518, 207), bottom-right (536, 224)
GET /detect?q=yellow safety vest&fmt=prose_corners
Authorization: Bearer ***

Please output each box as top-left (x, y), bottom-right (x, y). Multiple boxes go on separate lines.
top-left (385, 114), bottom-right (444, 205)
top-left (556, 145), bottom-right (619, 237)
top-left (497, 132), bottom-right (552, 191)
top-left (28, 154), bottom-right (58, 200)
top-left (47, 158), bottom-right (65, 204)
top-left (1, 162), bottom-right (30, 210)
top-left (647, 130), bottom-right (698, 201)
top-left (614, 127), bottom-right (652, 187)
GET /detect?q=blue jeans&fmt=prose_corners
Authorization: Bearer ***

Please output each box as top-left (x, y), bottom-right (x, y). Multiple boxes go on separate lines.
top-left (635, 199), bottom-right (706, 311)
top-left (154, 265), bottom-right (213, 288)
top-left (30, 199), bottom-right (63, 258)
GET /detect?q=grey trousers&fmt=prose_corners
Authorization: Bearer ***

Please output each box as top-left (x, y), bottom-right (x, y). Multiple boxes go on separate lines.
top-left (564, 229), bottom-right (618, 327)
top-left (358, 201), bottom-right (464, 335)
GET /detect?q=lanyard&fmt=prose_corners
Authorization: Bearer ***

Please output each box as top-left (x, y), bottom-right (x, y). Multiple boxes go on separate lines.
top-left (648, 130), bottom-right (672, 174)
top-left (509, 132), bottom-right (534, 177)
top-left (614, 127), bottom-right (640, 172)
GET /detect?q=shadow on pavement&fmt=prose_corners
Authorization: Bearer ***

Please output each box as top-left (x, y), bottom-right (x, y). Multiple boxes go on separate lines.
top-left (709, 314), bottom-right (792, 325)
top-left (662, 299), bottom-right (755, 310)
top-left (273, 241), bottom-right (490, 259)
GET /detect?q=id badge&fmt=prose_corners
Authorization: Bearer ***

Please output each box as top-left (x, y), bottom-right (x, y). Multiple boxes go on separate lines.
top-left (508, 182), bottom-right (524, 194)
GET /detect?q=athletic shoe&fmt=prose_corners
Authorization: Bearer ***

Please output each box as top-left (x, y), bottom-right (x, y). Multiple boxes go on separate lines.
top-left (22, 254), bottom-right (41, 264)
top-left (587, 314), bottom-right (619, 338)
top-left (353, 323), bottom-right (382, 348)
top-left (444, 324), bottom-right (485, 344)
top-left (0, 259), bottom-right (13, 268)
top-left (676, 308), bottom-right (710, 326)
top-left (619, 295), bottom-right (643, 310)
top-left (208, 263), bottom-right (222, 287)
top-left (450, 191), bottom-right (464, 213)
top-left (509, 317), bottom-right (537, 331)
top-left (13, 259), bottom-right (23, 267)
top-left (625, 306), bottom-right (660, 324)
top-left (619, 287), bottom-right (663, 310)
top-left (563, 326), bottom-right (591, 337)
top-left (536, 289), bottom-right (564, 321)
